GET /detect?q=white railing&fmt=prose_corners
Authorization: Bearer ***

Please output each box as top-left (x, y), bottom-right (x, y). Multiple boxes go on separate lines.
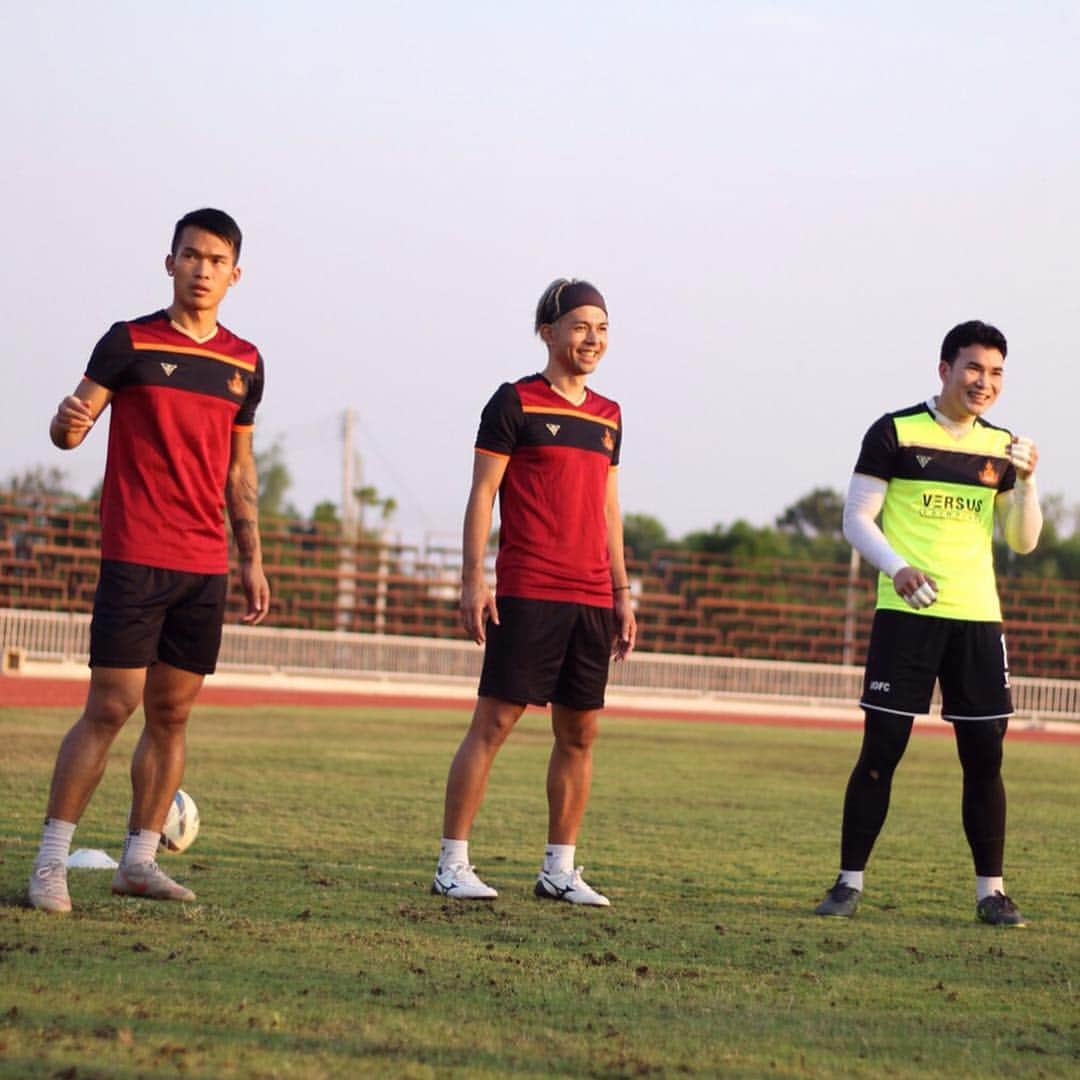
top-left (3, 607), bottom-right (1079, 721)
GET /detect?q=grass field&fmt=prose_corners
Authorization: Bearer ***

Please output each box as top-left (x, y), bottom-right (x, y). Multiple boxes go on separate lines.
top-left (1, 703), bottom-right (1078, 1078)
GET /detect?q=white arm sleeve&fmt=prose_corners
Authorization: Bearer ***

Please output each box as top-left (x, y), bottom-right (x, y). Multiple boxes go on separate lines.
top-left (842, 474), bottom-right (908, 579)
top-left (995, 476), bottom-right (1043, 554)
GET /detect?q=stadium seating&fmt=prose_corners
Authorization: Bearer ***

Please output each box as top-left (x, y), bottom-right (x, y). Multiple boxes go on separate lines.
top-left (2, 493), bottom-right (1079, 678)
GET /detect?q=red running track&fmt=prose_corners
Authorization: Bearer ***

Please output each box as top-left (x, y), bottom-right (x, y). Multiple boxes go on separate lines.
top-left (2, 675), bottom-right (1078, 743)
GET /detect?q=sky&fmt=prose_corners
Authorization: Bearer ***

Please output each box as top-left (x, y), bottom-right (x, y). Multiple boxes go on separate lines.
top-left (4, 1), bottom-right (1079, 548)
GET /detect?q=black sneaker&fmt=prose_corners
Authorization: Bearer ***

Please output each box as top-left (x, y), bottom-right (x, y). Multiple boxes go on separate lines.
top-left (815, 876), bottom-right (861, 917)
top-left (976, 891), bottom-right (1027, 927)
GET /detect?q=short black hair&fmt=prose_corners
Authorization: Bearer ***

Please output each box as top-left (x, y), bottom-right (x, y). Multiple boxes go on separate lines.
top-left (171, 208), bottom-right (242, 260)
top-left (940, 320), bottom-right (1007, 365)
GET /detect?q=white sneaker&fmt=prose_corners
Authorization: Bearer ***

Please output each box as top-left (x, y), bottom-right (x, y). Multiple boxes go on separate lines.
top-left (431, 861), bottom-right (498, 900)
top-left (112, 861), bottom-right (195, 902)
top-left (28, 859), bottom-right (72, 913)
top-left (535, 866), bottom-right (611, 907)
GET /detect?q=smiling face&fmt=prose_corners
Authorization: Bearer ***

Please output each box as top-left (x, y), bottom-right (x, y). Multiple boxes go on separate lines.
top-left (540, 305), bottom-right (608, 378)
top-left (937, 344), bottom-right (1004, 421)
top-left (165, 226), bottom-right (241, 315)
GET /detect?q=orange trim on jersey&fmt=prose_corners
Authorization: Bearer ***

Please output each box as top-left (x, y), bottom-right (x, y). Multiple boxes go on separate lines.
top-left (233, 424), bottom-right (255, 432)
top-left (476, 447), bottom-right (511, 460)
top-left (521, 405), bottom-right (619, 430)
top-left (131, 341), bottom-right (257, 372)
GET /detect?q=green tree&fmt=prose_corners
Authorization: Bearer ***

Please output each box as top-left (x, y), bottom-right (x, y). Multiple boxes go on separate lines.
top-left (623, 512), bottom-right (669, 561)
top-left (355, 485), bottom-right (397, 531)
top-left (776, 487), bottom-right (845, 540)
top-left (1037, 493), bottom-right (1073, 540)
top-left (256, 439), bottom-right (295, 518)
top-left (996, 492), bottom-right (1080, 580)
top-left (3, 465), bottom-right (72, 498)
top-left (683, 520), bottom-right (794, 559)
top-left (311, 500), bottom-right (340, 526)
top-left (1, 466), bottom-right (94, 514)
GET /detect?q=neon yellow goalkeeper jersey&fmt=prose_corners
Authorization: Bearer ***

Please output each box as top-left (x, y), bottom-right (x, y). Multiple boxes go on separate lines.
top-left (854, 402), bottom-right (1016, 621)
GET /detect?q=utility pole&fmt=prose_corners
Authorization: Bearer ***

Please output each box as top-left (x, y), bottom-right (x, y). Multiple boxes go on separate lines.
top-left (337, 409), bottom-right (359, 631)
top-left (341, 408), bottom-right (358, 540)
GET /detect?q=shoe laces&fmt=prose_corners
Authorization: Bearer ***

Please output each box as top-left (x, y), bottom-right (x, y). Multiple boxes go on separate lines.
top-left (123, 859), bottom-right (167, 878)
top-left (545, 866), bottom-right (589, 889)
top-left (445, 862), bottom-right (485, 887)
top-left (829, 878), bottom-right (859, 900)
top-left (569, 867), bottom-right (610, 901)
top-left (32, 859), bottom-right (68, 891)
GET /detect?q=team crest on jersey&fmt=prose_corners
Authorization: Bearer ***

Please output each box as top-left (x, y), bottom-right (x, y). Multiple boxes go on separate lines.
top-left (915, 454), bottom-right (932, 468)
top-left (601, 428), bottom-right (615, 452)
top-left (546, 423), bottom-right (561, 437)
top-left (160, 362), bottom-right (178, 376)
top-left (978, 459), bottom-right (999, 486)
top-left (227, 370), bottom-right (247, 396)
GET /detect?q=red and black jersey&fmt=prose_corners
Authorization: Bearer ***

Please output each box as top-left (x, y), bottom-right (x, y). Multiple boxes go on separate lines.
top-left (86, 310), bottom-right (265, 574)
top-left (476, 373), bottom-right (621, 607)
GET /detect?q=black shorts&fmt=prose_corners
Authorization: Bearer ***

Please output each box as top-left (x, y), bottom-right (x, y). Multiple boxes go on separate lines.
top-left (861, 609), bottom-right (1012, 721)
top-left (478, 596), bottom-right (615, 711)
top-left (89, 560), bottom-right (228, 675)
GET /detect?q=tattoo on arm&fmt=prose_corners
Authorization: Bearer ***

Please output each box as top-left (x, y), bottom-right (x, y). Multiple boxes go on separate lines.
top-left (227, 457), bottom-right (262, 560)
top-left (232, 518), bottom-right (259, 560)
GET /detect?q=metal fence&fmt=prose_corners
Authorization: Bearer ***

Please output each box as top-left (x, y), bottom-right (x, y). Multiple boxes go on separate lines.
top-left (3, 607), bottom-right (1079, 721)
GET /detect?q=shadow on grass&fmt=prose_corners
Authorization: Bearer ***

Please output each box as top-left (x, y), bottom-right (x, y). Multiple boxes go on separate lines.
top-left (1, 888), bottom-right (32, 909)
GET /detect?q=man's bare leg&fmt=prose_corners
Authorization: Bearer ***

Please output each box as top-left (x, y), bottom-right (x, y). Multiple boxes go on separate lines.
top-left (29, 667), bottom-right (145, 912)
top-left (535, 704), bottom-right (609, 905)
top-left (434, 696), bottom-right (524, 899)
top-left (546, 705), bottom-right (600, 844)
top-left (442, 696), bottom-right (525, 840)
top-left (46, 667), bottom-right (147, 823)
top-left (112, 662), bottom-right (203, 902)
top-left (129, 662), bottom-right (204, 832)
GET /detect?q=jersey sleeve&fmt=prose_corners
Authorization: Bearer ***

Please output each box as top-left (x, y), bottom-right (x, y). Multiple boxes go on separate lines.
top-left (84, 322), bottom-right (134, 391)
top-left (475, 382), bottom-right (523, 456)
top-left (610, 409), bottom-right (622, 467)
top-left (998, 429), bottom-right (1017, 493)
top-left (234, 352), bottom-right (265, 429)
top-left (853, 414), bottom-right (898, 481)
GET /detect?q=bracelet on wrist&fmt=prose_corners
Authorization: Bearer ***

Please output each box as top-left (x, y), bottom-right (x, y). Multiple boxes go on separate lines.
top-left (613, 584), bottom-right (631, 592)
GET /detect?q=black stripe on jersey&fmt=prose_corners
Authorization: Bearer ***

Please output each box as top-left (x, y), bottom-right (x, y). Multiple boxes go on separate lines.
top-left (883, 402), bottom-right (1011, 437)
top-left (893, 446), bottom-right (1007, 488)
top-left (125, 355), bottom-right (254, 405)
top-left (518, 410), bottom-right (617, 458)
top-left (892, 402), bottom-right (931, 419)
top-left (974, 416), bottom-right (1012, 436)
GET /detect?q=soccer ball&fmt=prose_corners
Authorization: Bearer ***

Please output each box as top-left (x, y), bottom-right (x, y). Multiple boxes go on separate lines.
top-left (159, 789), bottom-right (200, 854)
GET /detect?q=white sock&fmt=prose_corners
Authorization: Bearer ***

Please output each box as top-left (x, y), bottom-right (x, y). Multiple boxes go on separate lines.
top-left (544, 844), bottom-right (575, 874)
top-left (439, 837), bottom-right (469, 868)
top-left (37, 818), bottom-right (76, 866)
top-left (976, 875), bottom-right (1004, 902)
top-left (122, 829), bottom-right (161, 866)
top-left (838, 869), bottom-right (864, 892)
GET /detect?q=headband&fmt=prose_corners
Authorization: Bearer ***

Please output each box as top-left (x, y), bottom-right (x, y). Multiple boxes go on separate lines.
top-left (553, 281), bottom-right (607, 320)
